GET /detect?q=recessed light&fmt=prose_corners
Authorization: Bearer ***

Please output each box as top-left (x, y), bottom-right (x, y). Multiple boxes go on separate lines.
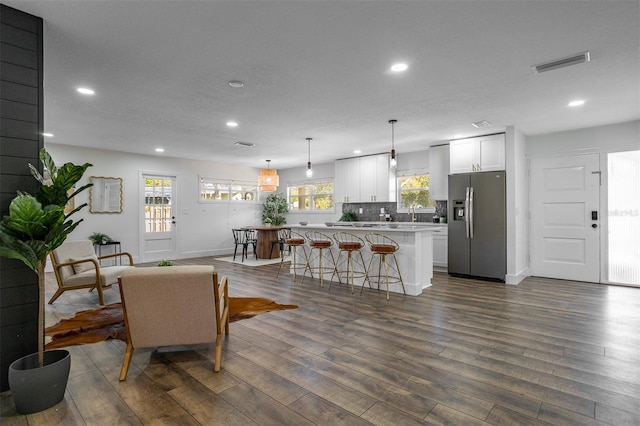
top-left (568, 100), bottom-right (585, 107)
top-left (155, 148), bottom-right (164, 153)
top-left (390, 63), bottom-right (408, 72)
top-left (226, 121), bottom-right (238, 127)
top-left (228, 80), bottom-right (244, 88)
top-left (353, 149), bottom-right (362, 154)
top-left (43, 132), bottom-right (54, 137)
top-left (76, 87), bottom-right (95, 95)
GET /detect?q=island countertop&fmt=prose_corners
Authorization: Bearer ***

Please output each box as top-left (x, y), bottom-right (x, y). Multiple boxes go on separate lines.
top-left (286, 223), bottom-right (439, 296)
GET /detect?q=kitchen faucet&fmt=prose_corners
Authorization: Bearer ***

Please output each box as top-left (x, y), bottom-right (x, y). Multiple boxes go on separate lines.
top-left (409, 205), bottom-right (417, 222)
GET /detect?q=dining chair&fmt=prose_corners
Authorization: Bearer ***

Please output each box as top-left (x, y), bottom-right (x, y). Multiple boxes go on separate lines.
top-left (232, 229), bottom-right (256, 262)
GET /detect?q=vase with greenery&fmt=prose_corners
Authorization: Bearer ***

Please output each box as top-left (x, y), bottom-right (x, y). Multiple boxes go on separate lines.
top-left (262, 192), bottom-right (288, 226)
top-left (0, 149), bottom-right (91, 413)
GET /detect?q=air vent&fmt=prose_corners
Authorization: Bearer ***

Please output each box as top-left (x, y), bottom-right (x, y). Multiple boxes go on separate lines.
top-left (531, 51), bottom-right (590, 74)
top-left (235, 141), bottom-right (255, 147)
top-left (471, 120), bottom-right (491, 128)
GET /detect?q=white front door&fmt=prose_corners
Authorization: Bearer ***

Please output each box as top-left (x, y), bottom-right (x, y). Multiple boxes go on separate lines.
top-left (530, 154), bottom-right (600, 282)
top-left (141, 174), bottom-right (177, 263)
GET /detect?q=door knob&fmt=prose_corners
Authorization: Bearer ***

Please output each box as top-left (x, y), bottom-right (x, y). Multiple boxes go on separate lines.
top-left (592, 223), bottom-right (598, 228)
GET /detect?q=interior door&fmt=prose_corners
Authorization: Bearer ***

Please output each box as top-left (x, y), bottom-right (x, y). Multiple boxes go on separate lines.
top-left (530, 154), bottom-right (600, 282)
top-left (141, 174), bottom-right (177, 263)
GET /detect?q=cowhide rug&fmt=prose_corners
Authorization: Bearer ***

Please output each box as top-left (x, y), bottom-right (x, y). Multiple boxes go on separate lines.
top-left (45, 297), bottom-right (297, 349)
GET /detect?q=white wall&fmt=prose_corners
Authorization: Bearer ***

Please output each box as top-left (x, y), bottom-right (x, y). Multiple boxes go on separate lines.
top-left (46, 143), bottom-right (261, 263)
top-left (527, 120), bottom-right (639, 157)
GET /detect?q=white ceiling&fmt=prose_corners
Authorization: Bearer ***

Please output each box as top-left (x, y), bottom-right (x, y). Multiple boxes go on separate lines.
top-left (5, 0), bottom-right (640, 168)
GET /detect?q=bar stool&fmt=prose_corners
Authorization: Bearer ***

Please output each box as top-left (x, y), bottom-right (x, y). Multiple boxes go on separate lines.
top-left (277, 230), bottom-right (309, 283)
top-left (331, 232), bottom-right (367, 293)
top-left (305, 231), bottom-right (340, 288)
top-left (363, 233), bottom-right (406, 300)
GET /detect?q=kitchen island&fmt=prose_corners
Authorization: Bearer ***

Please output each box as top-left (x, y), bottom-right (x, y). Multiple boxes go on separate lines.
top-left (288, 223), bottom-right (441, 296)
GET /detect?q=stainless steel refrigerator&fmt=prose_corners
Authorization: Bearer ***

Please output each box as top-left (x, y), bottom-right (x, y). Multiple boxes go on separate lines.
top-left (448, 171), bottom-right (506, 281)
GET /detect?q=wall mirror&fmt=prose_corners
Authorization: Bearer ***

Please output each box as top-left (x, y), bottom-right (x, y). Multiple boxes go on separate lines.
top-left (89, 176), bottom-right (123, 213)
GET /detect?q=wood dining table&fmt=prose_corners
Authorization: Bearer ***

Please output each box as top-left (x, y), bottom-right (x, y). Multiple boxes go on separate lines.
top-left (243, 226), bottom-right (288, 259)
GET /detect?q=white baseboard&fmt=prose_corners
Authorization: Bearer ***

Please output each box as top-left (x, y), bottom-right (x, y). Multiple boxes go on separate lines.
top-left (506, 267), bottom-right (529, 285)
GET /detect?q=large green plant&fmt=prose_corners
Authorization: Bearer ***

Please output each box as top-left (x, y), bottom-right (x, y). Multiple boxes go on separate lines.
top-left (0, 149), bottom-right (92, 366)
top-left (262, 192), bottom-right (288, 226)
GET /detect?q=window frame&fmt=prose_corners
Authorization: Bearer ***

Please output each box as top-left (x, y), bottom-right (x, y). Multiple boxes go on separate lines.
top-left (396, 170), bottom-right (436, 213)
top-left (198, 176), bottom-right (258, 203)
top-left (287, 178), bottom-right (335, 213)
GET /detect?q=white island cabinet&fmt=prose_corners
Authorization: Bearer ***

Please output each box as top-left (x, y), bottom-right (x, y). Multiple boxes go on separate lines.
top-left (289, 223), bottom-right (440, 296)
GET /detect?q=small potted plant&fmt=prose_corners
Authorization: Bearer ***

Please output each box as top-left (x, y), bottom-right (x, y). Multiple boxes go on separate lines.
top-left (0, 149), bottom-right (92, 414)
top-left (88, 232), bottom-right (112, 245)
top-left (157, 259), bottom-right (173, 267)
top-left (263, 217), bottom-right (273, 227)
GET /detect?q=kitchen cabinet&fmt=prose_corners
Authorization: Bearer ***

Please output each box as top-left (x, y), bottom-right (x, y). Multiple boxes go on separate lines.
top-left (335, 154), bottom-right (394, 202)
top-left (432, 226), bottom-right (448, 270)
top-left (449, 133), bottom-right (505, 174)
top-left (428, 144), bottom-right (449, 201)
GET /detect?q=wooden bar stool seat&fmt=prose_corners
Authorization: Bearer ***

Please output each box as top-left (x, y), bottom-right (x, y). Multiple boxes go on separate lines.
top-left (363, 233), bottom-right (406, 300)
top-left (305, 231), bottom-right (340, 288)
top-left (277, 230), bottom-right (309, 283)
top-left (331, 232), bottom-right (367, 293)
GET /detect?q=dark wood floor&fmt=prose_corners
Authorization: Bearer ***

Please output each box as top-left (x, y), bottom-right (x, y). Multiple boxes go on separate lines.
top-left (2, 257), bottom-right (639, 425)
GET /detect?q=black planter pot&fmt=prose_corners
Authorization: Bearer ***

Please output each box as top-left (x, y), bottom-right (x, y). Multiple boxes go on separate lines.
top-left (8, 349), bottom-right (71, 414)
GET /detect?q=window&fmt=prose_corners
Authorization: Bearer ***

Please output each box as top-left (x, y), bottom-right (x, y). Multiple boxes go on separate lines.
top-left (199, 177), bottom-right (257, 202)
top-left (288, 180), bottom-right (334, 211)
top-left (397, 173), bottom-right (436, 210)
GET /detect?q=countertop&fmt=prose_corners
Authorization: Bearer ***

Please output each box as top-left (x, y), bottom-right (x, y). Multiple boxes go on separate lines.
top-left (289, 222), bottom-right (445, 232)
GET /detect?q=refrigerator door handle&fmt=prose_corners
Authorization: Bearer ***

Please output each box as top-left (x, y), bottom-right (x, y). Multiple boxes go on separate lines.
top-left (469, 186), bottom-right (474, 238)
top-left (465, 187), bottom-right (470, 238)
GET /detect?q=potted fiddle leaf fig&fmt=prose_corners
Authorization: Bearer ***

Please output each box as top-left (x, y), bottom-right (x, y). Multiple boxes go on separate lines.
top-left (0, 148), bottom-right (91, 414)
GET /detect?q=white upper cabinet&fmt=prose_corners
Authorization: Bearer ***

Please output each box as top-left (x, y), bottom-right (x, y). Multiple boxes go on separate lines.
top-left (428, 144), bottom-right (449, 201)
top-left (449, 133), bottom-right (505, 174)
top-left (335, 154), bottom-right (394, 202)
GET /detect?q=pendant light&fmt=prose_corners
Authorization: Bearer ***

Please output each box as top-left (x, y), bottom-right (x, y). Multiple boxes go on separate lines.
top-left (306, 138), bottom-right (313, 178)
top-left (258, 160), bottom-right (279, 192)
top-left (389, 119), bottom-right (397, 169)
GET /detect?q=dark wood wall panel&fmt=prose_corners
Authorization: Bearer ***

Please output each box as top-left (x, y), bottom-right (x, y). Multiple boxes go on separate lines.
top-left (0, 4), bottom-right (43, 392)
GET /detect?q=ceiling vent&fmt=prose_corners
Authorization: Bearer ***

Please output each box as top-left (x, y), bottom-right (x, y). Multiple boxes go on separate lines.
top-left (471, 120), bottom-right (491, 128)
top-left (531, 51), bottom-right (590, 74)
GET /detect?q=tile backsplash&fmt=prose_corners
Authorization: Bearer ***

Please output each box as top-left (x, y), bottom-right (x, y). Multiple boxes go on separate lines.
top-left (342, 201), bottom-right (447, 223)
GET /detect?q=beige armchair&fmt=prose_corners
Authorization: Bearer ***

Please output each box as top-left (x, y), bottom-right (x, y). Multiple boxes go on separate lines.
top-left (117, 265), bottom-right (230, 381)
top-left (49, 240), bottom-right (134, 305)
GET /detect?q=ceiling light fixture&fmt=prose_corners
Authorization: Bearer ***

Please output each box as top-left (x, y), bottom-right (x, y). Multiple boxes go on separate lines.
top-left (76, 87), bottom-right (95, 95)
top-left (226, 121), bottom-right (238, 127)
top-left (353, 149), bottom-right (362, 154)
top-left (306, 138), bottom-right (313, 178)
top-left (155, 148), bottom-right (164, 153)
top-left (390, 63), bottom-right (408, 72)
top-left (258, 160), bottom-right (279, 192)
top-left (228, 80), bottom-right (244, 88)
top-left (568, 100), bottom-right (586, 107)
top-left (42, 132), bottom-right (54, 137)
top-left (389, 119), bottom-right (397, 169)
